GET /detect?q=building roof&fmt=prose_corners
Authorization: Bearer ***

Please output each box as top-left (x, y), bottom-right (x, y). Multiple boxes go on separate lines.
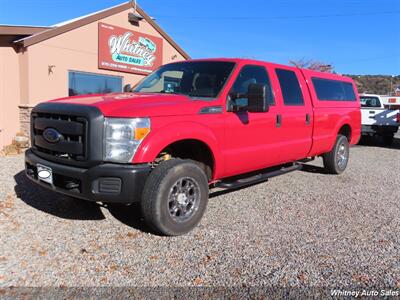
top-left (0, 25), bottom-right (51, 35)
top-left (0, 25), bottom-right (51, 46)
top-left (13, 2), bottom-right (190, 59)
top-left (51, 2), bottom-right (127, 27)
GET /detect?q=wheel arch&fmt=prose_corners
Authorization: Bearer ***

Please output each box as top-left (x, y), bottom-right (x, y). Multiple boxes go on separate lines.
top-left (133, 122), bottom-right (223, 180)
top-left (337, 123), bottom-right (352, 141)
top-left (314, 119), bottom-right (353, 156)
top-left (330, 117), bottom-right (353, 148)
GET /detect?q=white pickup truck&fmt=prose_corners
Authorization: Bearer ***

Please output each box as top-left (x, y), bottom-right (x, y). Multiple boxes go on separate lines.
top-left (360, 94), bottom-right (400, 144)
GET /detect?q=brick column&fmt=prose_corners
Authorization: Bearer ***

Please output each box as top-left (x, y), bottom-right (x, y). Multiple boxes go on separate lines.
top-left (18, 105), bottom-right (34, 142)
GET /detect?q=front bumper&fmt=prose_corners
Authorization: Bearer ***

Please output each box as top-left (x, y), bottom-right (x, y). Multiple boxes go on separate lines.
top-left (25, 149), bottom-right (151, 203)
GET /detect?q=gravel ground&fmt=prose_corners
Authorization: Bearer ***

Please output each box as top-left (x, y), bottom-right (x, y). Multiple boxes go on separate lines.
top-left (0, 137), bottom-right (399, 295)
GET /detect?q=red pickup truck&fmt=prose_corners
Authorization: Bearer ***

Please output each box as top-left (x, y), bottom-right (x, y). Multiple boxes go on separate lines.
top-left (25, 58), bottom-right (361, 235)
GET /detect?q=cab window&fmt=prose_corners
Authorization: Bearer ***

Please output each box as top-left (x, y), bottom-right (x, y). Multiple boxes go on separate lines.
top-left (276, 69), bottom-right (304, 106)
top-left (360, 96), bottom-right (381, 108)
top-left (229, 65), bottom-right (274, 109)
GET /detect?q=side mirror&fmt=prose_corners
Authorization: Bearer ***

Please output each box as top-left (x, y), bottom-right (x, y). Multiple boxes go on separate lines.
top-left (247, 83), bottom-right (269, 112)
top-left (123, 84), bottom-right (132, 93)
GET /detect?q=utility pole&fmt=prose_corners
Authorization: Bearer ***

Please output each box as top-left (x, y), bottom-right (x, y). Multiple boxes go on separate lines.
top-left (390, 75), bottom-right (395, 96)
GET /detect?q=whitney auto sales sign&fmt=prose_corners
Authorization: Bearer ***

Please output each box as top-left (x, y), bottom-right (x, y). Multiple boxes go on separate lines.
top-left (98, 22), bottom-right (163, 75)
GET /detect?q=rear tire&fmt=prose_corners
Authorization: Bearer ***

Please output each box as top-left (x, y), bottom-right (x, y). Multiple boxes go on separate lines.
top-left (382, 134), bottom-right (394, 145)
top-left (141, 159), bottom-right (209, 236)
top-left (323, 134), bottom-right (349, 174)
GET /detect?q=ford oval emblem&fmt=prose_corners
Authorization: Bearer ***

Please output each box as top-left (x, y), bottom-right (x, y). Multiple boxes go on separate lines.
top-left (43, 128), bottom-right (62, 143)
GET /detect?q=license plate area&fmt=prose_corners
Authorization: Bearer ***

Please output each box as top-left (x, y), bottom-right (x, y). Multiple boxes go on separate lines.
top-left (37, 163), bottom-right (53, 185)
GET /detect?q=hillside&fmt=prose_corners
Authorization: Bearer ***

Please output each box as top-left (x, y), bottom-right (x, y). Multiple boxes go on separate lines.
top-left (345, 75), bottom-right (400, 95)
top-left (288, 60), bottom-right (399, 95)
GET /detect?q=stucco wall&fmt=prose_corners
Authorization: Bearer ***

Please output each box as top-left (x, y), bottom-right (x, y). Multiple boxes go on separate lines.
top-left (0, 7), bottom-right (187, 149)
top-left (26, 8), bottom-right (186, 105)
top-left (0, 47), bottom-right (21, 148)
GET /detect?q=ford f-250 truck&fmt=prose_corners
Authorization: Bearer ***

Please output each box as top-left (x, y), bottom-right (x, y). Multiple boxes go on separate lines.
top-left (360, 94), bottom-right (400, 145)
top-left (25, 58), bottom-right (361, 235)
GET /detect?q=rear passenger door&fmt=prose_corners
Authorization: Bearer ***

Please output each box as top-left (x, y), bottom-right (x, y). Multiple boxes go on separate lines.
top-left (274, 68), bottom-right (313, 161)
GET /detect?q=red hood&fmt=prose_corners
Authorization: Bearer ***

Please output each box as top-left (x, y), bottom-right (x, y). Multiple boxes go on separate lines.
top-left (50, 93), bottom-right (210, 117)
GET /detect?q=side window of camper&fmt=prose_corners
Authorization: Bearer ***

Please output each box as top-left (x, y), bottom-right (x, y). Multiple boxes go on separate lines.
top-left (275, 69), bottom-right (304, 106)
top-left (312, 78), bottom-right (356, 101)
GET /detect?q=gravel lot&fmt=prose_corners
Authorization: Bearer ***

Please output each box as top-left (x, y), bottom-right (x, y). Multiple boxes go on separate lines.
top-left (1, 137), bottom-right (399, 294)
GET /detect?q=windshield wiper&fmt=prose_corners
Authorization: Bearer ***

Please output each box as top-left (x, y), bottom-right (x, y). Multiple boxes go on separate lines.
top-left (158, 90), bottom-right (184, 95)
top-left (188, 93), bottom-right (214, 98)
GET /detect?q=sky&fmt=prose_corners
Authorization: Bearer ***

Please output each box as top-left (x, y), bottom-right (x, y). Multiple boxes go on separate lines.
top-left (0, 0), bottom-right (399, 75)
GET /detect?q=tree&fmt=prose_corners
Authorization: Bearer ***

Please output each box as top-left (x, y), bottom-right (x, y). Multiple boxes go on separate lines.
top-left (289, 59), bottom-right (334, 73)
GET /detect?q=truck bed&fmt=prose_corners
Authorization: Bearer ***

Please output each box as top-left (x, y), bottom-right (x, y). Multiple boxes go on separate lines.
top-left (361, 107), bottom-right (400, 126)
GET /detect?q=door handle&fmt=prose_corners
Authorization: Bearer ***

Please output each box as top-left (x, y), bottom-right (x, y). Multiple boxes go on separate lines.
top-left (276, 114), bottom-right (282, 128)
top-left (306, 113), bottom-right (311, 125)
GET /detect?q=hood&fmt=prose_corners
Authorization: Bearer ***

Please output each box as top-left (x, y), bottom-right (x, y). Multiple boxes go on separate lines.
top-left (50, 93), bottom-right (210, 117)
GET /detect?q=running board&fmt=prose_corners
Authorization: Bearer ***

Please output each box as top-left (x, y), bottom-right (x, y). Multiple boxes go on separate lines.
top-left (214, 163), bottom-right (302, 190)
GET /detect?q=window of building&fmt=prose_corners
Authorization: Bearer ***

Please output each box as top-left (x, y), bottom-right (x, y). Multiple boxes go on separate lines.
top-left (68, 71), bottom-right (123, 96)
top-left (275, 69), bottom-right (304, 106)
top-left (312, 77), bottom-right (356, 101)
top-left (229, 65), bottom-right (274, 108)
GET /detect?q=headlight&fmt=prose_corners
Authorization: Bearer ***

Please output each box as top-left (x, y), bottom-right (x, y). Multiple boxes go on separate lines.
top-left (103, 117), bottom-right (150, 163)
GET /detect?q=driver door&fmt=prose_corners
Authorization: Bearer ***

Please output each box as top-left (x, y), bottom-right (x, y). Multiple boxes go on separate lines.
top-left (223, 64), bottom-right (284, 176)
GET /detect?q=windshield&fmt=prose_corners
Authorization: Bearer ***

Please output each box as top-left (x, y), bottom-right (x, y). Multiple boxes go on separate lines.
top-left (360, 96), bottom-right (381, 108)
top-left (133, 61), bottom-right (236, 99)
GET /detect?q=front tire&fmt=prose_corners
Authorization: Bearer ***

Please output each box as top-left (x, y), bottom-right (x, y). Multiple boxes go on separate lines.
top-left (323, 134), bottom-right (349, 174)
top-left (141, 159), bottom-right (209, 236)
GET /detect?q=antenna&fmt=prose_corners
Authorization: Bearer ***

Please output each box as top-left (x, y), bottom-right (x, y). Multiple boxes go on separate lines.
top-left (132, 0), bottom-right (137, 12)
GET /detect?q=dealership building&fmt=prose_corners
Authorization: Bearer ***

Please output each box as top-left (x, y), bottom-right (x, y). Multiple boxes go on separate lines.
top-left (0, 2), bottom-right (189, 149)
